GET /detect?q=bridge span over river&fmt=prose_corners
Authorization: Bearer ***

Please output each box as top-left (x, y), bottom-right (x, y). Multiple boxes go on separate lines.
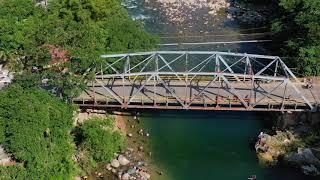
top-left (73, 51), bottom-right (320, 112)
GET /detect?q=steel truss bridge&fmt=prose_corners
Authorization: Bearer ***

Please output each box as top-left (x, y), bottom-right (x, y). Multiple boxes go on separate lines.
top-left (73, 51), bottom-right (319, 112)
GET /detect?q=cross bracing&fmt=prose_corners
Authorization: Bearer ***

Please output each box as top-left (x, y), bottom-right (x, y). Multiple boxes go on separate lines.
top-left (73, 51), bottom-right (319, 112)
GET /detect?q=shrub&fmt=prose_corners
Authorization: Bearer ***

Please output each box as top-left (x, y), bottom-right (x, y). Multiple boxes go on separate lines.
top-left (78, 116), bottom-right (125, 171)
top-left (0, 85), bottom-right (78, 179)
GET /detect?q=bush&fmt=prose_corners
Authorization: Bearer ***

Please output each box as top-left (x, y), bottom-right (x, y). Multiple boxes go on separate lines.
top-left (0, 85), bottom-right (77, 179)
top-left (0, 165), bottom-right (27, 180)
top-left (77, 117), bottom-right (125, 171)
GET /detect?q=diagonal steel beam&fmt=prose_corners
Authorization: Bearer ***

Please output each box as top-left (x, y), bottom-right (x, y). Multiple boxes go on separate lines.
top-left (186, 75), bottom-right (219, 107)
top-left (102, 56), bottom-right (126, 74)
top-left (222, 56), bottom-right (246, 73)
top-left (218, 55), bottom-right (240, 81)
top-left (279, 58), bottom-right (300, 82)
top-left (287, 80), bottom-right (314, 110)
top-left (95, 79), bottom-right (124, 105)
top-left (255, 58), bottom-right (278, 76)
top-left (105, 62), bottom-right (121, 74)
top-left (127, 74), bottom-right (155, 104)
top-left (220, 75), bottom-right (249, 108)
top-left (157, 75), bottom-right (186, 108)
top-left (188, 54), bottom-right (215, 72)
top-left (130, 55), bottom-right (154, 83)
top-left (158, 53), bottom-right (185, 71)
top-left (128, 54), bottom-right (154, 72)
top-left (252, 81), bottom-right (285, 106)
top-left (158, 54), bottom-right (183, 81)
top-left (189, 55), bottom-right (215, 81)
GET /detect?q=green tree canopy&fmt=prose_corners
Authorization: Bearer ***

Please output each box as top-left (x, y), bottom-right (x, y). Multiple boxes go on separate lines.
top-left (0, 0), bottom-right (158, 97)
top-left (272, 0), bottom-right (320, 75)
top-left (0, 85), bottom-right (77, 179)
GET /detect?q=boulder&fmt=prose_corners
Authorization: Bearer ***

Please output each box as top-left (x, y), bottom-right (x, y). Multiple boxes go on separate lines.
top-left (111, 159), bottom-right (120, 168)
top-left (118, 155), bottom-right (130, 166)
top-left (122, 173), bottom-right (130, 180)
top-left (301, 165), bottom-right (320, 176)
top-left (138, 146), bottom-right (144, 151)
top-left (285, 148), bottom-right (320, 176)
top-left (106, 163), bottom-right (112, 171)
top-left (139, 171), bottom-right (151, 179)
top-left (285, 148), bottom-right (320, 166)
top-left (111, 168), bottom-right (117, 174)
top-left (0, 145), bottom-right (11, 165)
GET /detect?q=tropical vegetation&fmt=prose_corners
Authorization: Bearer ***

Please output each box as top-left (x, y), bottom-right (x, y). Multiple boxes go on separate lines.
top-left (0, 0), bottom-right (154, 178)
top-left (272, 0), bottom-right (320, 76)
top-left (0, 0), bottom-right (158, 98)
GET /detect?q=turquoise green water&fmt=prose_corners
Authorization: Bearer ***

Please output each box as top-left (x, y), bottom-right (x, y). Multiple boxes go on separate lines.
top-left (141, 111), bottom-right (313, 180)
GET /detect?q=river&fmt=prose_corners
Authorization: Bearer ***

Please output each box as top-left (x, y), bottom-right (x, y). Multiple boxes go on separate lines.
top-left (122, 0), bottom-right (314, 179)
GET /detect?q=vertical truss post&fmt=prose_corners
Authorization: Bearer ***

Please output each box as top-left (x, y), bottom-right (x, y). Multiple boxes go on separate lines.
top-left (155, 53), bottom-right (159, 72)
top-left (122, 74), bottom-right (126, 106)
top-left (274, 59), bottom-right (279, 77)
top-left (100, 64), bottom-right (103, 77)
top-left (153, 75), bottom-right (156, 106)
top-left (215, 54), bottom-right (220, 73)
top-left (92, 81), bottom-right (96, 104)
top-left (247, 56), bottom-right (254, 107)
top-left (125, 55), bottom-right (130, 73)
top-left (216, 54), bottom-right (221, 107)
top-left (154, 53), bottom-right (159, 106)
top-left (243, 58), bottom-right (247, 82)
top-left (281, 79), bottom-right (288, 110)
top-left (185, 53), bottom-right (188, 105)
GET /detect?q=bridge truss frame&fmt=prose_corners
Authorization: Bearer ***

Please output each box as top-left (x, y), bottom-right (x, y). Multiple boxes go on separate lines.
top-left (74, 51), bottom-right (317, 112)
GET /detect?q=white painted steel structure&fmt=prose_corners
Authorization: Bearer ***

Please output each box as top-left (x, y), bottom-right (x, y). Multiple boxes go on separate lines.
top-left (74, 51), bottom-right (318, 112)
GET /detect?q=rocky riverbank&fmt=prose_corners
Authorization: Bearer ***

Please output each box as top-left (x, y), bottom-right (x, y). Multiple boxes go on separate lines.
top-left (143, 0), bottom-right (230, 33)
top-left (76, 110), bottom-right (159, 180)
top-left (255, 113), bottom-right (320, 177)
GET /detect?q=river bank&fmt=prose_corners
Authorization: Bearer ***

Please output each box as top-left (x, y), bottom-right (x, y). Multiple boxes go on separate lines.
top-left (255, 112), bottom-right (320, 177)
top-left (76, 109), bottom-right (159, 180)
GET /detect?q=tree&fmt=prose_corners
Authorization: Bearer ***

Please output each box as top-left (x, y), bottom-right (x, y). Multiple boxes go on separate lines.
top-left (272, 0), bottom-right (320, 75)
top-left (0, 0), bottom-right (158, 98)
top-left (0, 85), bottom-right (77, 179)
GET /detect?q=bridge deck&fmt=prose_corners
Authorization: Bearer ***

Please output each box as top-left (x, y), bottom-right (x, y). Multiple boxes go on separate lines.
top-left (74, 78), bottom-right (319, 112)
